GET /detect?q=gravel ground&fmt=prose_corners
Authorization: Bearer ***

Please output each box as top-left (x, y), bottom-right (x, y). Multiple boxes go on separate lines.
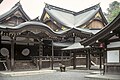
top-left (0, 70), bottom-right (99, 80)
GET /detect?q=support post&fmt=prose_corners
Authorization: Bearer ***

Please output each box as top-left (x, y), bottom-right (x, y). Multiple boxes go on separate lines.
top-left (103, 49), bottom-right (107, 74)
top-left (99, 52), bottom-right (102, 70)
top-left (61, 51), bottom-right (63, 64)
top-left (11, 37), bottom-right (15, 71)
top-left (51, 40), bottom-right (54, 70)
top-left (0, 31), bottom-right (2, 49)
top-left (87, 50), bottom-right (91, 70)
top-left (86, 51), bottom-right (88, 68)
top-left (73, 53), bottom-right (76, 69)
top-left (38, 41), bottom-right (42, 70)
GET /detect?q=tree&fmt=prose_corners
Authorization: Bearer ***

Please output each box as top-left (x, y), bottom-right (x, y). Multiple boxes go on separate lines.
top-left (105, 1), bottom-right (120, 23)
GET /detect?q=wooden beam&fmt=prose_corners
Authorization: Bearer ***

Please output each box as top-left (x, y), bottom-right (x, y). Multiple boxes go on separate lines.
top-left (99, 52), bottom-right (102, 71)
top-left (61, 51), bottom-right (63, 64)
top-left (86, 52), bottom-right (88, 69)
top-left (11, 37), bottom-right (15, 71)
top-left (0, 32), bottom-right (2, 49)
top-left (51, 40), bottom-right (54, 70)
top-left (38, 41), bottom-right (42, 70)
top-left (87, 51), bottom-right (91, 70)
top-left (73, 53), bottom-right (76, 69)
top-left (103, 49), bottom-right (107, 74)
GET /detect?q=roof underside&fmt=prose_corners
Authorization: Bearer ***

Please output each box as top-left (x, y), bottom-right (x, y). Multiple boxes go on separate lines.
top-left (62, 42), bottom-right (84, 50)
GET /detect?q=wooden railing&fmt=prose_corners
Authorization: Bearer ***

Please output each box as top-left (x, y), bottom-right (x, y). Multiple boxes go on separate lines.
top-left (31, 56), bottom-right (71, 61)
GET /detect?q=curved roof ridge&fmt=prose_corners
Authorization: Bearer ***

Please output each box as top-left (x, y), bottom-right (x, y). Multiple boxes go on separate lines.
top-left (11, 1), bottom-right (21, 9)
top-left (75, 3), bottom-right (100, 15)
top-left (45, 3), bottom-right (76, 15)
top-left (43, 3), bottom-right (103, 28)
top-left (0, 1), bottom-right (30, 22)
top-left (16, 21), bottom-right (54, 30)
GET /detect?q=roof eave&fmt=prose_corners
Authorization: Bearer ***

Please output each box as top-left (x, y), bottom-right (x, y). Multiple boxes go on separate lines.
top-left (0, 2), bottom-right (31, 22)
top-left (81, 13), bottom-right (120, 46)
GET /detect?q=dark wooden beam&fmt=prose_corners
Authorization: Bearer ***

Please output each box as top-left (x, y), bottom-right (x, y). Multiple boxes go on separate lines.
top-left (51, 40), bottom-right (54, 70)
top-left (0, 31), bottom-right (1, 49)
top-left (10, 37), bottom-right (15, 71)
top-left (99, 52), bottom-right (102, 70)
top-left (61, 51), bottom-right (63, 64)
top-left (87, 50), bottom-right (91, 70)
top-left (103, 49), bottom-right (107, 75)
top-left (86, 51), bottom-right (88, 69)
top-left (73, 53), bottom-right (76, 69)
top-left (38, 41), bottom-right (42, 70)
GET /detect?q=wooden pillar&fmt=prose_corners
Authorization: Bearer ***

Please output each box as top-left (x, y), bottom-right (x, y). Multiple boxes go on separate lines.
top-left (11, 37), bottom-right (15, 71)
top-left (87, 50), bottom-right (91, 70)
top-left (86, 51), bottom-right (88, 68)
top-left (103, 51), bottom-right (105, 75)
top-left (99, 51), bottom-right (102, 71)
top-left (70, 51), bottom-right (72, 66)
top-left (73, 53), bottom-right (76, 69)
top-left (38, 41), bottom-right (42, 70)
top-left (0, 31), bottom-right (2, 49)
top-left (103, 49), bottom-right (107, 74)
top-left (61, 51), bottom-right (63, 64)
top-left (51, 40), bottom-right (54, 70)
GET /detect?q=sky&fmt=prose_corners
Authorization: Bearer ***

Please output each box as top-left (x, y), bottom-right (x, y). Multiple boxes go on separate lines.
top-left (0, 0), bottom-right (119, 19)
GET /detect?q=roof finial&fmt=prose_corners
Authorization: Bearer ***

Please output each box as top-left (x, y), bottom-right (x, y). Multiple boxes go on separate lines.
top-left (44, 2), bottom-right (46, 5)
top-left (17, 0), bottom-right (21, 6)
top-left (19, 0), bottom-right (21, 3)
top-left (44, 2), bottom-right (49, 8)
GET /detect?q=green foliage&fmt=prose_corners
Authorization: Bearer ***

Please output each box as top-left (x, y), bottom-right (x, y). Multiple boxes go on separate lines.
top-left (105, 1), bottom-right (120, 23)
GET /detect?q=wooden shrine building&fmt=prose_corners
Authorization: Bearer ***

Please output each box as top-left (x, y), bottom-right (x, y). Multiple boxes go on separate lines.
top-left (81, 13), bottom-right (120, 74)
top-left (0, 2), bottom-right (107, 71)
